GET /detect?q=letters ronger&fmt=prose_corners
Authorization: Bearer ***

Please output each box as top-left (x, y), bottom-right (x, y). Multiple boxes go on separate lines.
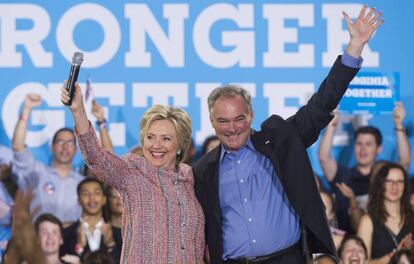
top-left (0, 3), bottom-right (382, 151)
top-left (0, 3), bottom-right (380, 68)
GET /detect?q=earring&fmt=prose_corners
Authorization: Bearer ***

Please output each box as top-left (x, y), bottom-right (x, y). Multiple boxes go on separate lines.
top-left (176, 149), bottom-right (182, 156)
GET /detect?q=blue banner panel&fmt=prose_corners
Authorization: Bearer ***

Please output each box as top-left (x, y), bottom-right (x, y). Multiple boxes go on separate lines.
top-left (0, 1), bottom-right (413, 175)
top-left (340, 72), bottom-right (399, 114)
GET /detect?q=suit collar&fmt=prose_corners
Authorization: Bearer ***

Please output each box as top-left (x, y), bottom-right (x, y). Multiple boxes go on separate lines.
top-left (218, 138), bottom-right (256, 163)
top-left (205, 144), bottom-right (221, 164)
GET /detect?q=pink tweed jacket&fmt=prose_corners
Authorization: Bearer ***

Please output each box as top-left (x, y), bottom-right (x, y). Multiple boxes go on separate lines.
top-left (76, 126), bottom-right (205, 263)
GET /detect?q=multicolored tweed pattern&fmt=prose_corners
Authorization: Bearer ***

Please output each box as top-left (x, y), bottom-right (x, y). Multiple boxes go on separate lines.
top-left (76, 125), bottom-right (205, 263)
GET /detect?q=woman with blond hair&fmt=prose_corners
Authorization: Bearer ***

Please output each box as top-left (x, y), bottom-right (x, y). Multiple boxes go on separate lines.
top-left (61, 83), bottom-right (204, 263)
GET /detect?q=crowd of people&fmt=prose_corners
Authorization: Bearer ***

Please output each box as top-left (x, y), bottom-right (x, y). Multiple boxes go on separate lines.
top-left (0, 4), bottom-right (413, 264)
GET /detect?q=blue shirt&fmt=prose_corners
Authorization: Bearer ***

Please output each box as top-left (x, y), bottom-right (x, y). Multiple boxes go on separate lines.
top-left (219, 139), bottom-right (300, 259)
top-left (218, 53), bottom-right (362, 260)
top-left (12, 149), bottom-right (84, 223)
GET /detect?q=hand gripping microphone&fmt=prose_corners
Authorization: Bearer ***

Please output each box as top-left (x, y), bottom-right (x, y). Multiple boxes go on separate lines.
top-left (63, 52), bottom-right (84, 106)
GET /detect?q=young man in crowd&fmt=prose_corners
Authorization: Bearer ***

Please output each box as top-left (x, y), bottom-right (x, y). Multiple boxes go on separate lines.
top-left (12, 94), bottom-right (113, 226)
top-left (35, 213), bottom-right (70, 264)
top-left (318, 103), bottom-right (411, 232)
top-left (61, 178), bottom-right (121, 263)
top-left (12, 94), bottom-right (84, 225)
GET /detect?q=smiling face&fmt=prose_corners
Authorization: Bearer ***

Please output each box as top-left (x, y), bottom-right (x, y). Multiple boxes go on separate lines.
top-left (38, 221), bottom-right (63, 255)
top-left (78, 181), bottom-right (106, 216)
top-left (340, 239), bottom-right (367, 264)
top-left (142, 119), bottom-right (179, 170)
top-left (210, 95), bottom-right (253, 152)
top-left (52, 130), bottom-right (77, 165)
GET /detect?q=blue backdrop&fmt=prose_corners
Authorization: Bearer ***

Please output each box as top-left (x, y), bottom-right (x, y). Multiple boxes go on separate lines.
top-left (0, 0), bottom-right (413, 175)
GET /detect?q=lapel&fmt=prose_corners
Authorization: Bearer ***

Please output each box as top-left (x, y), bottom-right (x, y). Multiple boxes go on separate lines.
top-left (204, 146), bottom-right (222, 226)
top-left (251, 129), bottom-right (283, 179)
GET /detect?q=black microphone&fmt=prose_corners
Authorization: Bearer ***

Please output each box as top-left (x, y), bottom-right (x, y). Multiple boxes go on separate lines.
top-left (63, 52), bottom-right (84, 106)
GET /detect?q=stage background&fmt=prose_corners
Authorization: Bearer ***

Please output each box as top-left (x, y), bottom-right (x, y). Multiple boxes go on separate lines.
top-left (0, 0), bottom-right (413, 177)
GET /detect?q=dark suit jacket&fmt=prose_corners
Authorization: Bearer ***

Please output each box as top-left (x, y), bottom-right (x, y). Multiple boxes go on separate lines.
top-left (193, 56), bottom-right (359, 264)
top-left (61, 220), bottom-right (122, 263)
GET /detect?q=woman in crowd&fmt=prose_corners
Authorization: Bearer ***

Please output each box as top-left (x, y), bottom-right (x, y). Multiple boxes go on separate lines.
top-left (337, 235), bottom-right (368, 264)
top-left (61, 83), bottom-right (205, 263)
top-left (358, 162), bottom-right (414, 263)
top-left (107, 186), bottom-right (122, 229)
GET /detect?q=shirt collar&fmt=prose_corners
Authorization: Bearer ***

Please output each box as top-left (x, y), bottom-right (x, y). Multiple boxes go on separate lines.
top-left (80, 217), bottom-right (104, 230)
top-left (219, 137), bottom-right (255, 164)
top-left (50, 166), bottom-right (79, 179)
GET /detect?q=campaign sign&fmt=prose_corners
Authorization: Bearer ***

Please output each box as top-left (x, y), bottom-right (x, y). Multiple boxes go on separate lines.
top-left (339, 73), bottom-right (399, 115)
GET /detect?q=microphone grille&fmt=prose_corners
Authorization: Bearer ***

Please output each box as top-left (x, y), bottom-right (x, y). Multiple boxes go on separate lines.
top-left (72, 52), bottom-right (84, 66)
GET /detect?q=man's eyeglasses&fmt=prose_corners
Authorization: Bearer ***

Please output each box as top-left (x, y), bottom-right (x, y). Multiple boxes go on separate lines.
top-left (54, 139), bottom-right (75, 147)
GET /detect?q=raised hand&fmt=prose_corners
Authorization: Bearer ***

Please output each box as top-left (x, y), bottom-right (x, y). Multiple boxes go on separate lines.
top-left (329, 109), bottom-right (340, 128)
top-left (92, 100), bottom-right (105, 122)
top-left (61, 81), bottom-right (85, 114)
top-left (13, 93), bottom-right (42, 151)
top-left (10, 190), bottom-right (46, 263)
top-left (344, 5), bottom-right (383, 45)
top-left (60, 81), bottom-right (91, 135)
top-left (393, 102), bottom-right (406, 128)
top-left (343, 5), bottom-right (384, 58)
top-left (24, 93), bottom-right (42, 109)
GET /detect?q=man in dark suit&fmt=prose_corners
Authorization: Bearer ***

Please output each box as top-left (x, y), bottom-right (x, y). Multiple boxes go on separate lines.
top-left (61, 178), bottom-right (122, 263)
top-left (193, 5), bottom-right (383, 264)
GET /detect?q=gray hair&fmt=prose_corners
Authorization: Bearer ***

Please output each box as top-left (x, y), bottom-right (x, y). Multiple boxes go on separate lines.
top-left (207, 84), bottom-right (252, 115)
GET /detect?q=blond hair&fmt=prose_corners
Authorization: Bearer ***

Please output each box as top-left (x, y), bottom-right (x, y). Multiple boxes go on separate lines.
top-left (140, 105), bottom-right (192, 165)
